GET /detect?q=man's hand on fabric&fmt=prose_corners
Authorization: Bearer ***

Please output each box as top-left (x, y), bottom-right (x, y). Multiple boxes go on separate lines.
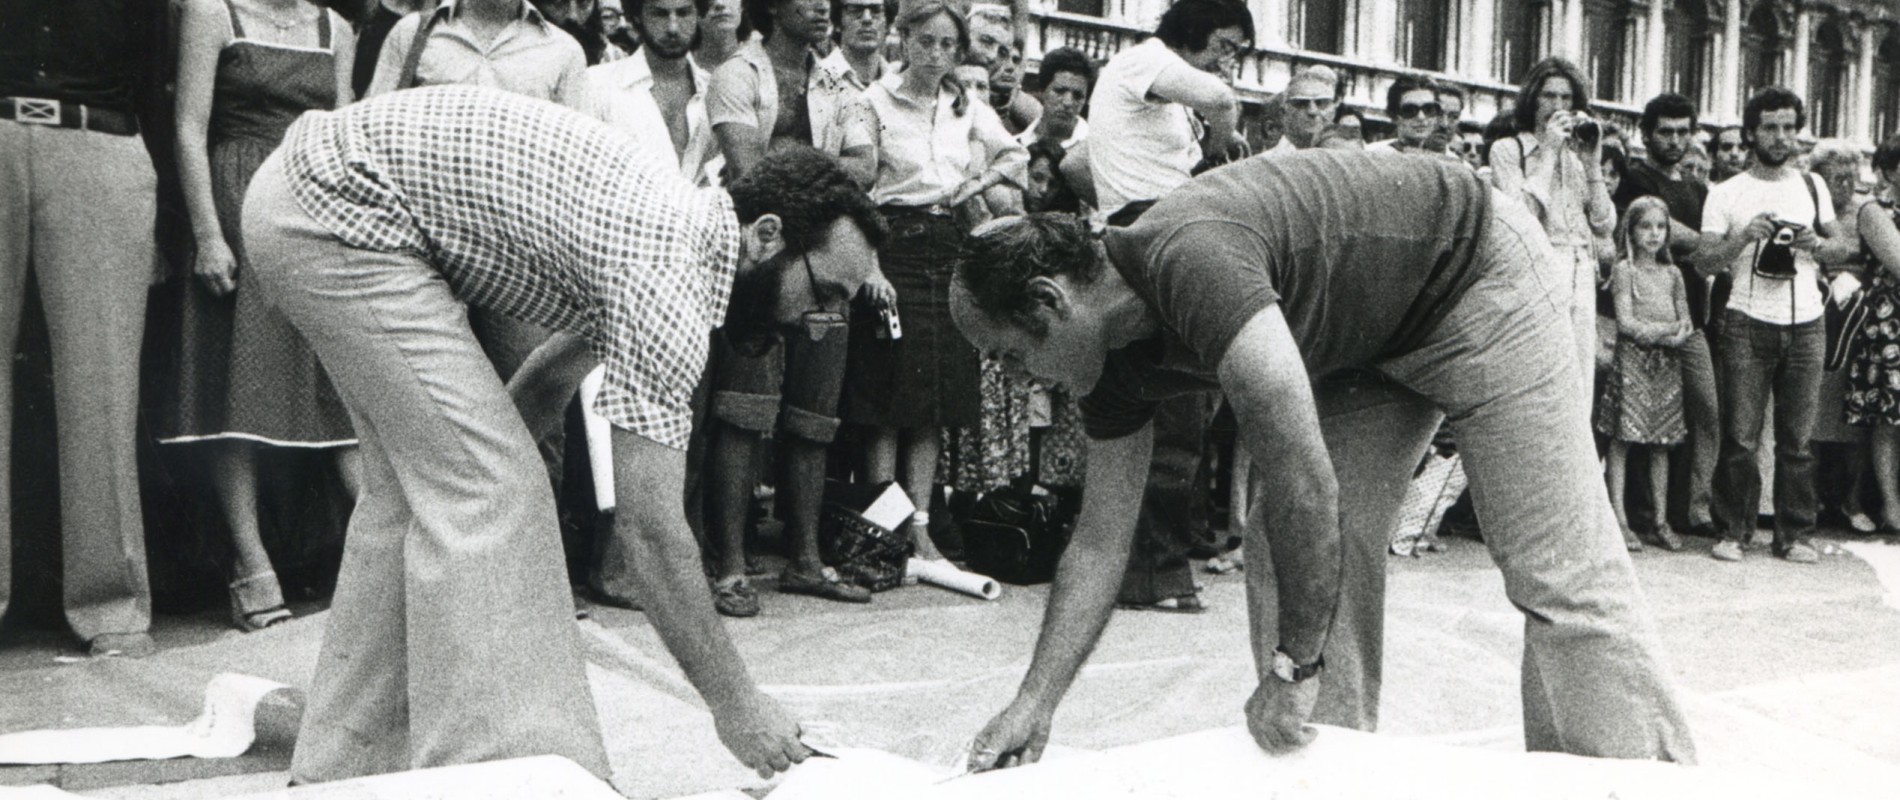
top-left (967, 699), bottom-right (1053, 772)
top-left (1244, 677), bottom-right (1319, 755)
top-left (711, 691), bottom-right (813, 778)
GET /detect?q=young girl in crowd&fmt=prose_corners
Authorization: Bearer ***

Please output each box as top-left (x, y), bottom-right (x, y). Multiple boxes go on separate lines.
top-left (1597, 196), bottom-right (1692, 551)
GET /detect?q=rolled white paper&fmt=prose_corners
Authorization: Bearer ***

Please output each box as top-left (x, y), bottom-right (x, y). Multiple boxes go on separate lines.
top-left (0, 673), bottom-right (291, 765)
top-left (579, 366), bottom-right (615, 511)
top-left (907, 558), bottom-right (1002, 601)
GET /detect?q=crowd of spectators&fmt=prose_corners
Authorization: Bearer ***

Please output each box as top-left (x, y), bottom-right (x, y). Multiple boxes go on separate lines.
top-left (4, 0), bottom-right (1892, 667)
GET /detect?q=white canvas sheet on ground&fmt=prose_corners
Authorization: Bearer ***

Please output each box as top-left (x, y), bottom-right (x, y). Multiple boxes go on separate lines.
top-left (765, 725), bottom-right (1895, 800)
top-left (4, 538), bottom-right (1895, 799)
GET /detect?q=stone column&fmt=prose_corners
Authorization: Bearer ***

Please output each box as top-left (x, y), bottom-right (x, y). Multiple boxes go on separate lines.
top-left (1721, 0), bottom-right (1743, 121)
top-left (1855, 19), bottom-right (1877, 146)
top-left (1256, 0), bottom-right (1288, 50)
top-left (1645, 0), bottom-right (1666, 101)
top-left (1791, 4), bottom-right (1810, 100)
top-left (1563, 0), bottom-right (1585, 60)
top-left (1466, 0), bottom-right (1496, 80)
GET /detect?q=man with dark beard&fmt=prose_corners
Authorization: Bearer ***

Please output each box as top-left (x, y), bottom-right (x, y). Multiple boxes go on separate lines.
top-left (589, 0), bottom-right (717, 183)
top-left (244, 85), bottom-right (885, 783)
top-left (1698, 87), bottom-right (1857, 564)
top-left (1610, 93), bottom-right (1716, 547)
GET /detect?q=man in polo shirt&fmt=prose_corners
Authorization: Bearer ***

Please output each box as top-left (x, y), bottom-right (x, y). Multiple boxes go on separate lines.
top-left (953, 152), bottom-right (1696, 767)
top-left (242, 85), bottom-right (885, 783)
top-left (0, 0), bottom-right (169, 659)
top-left (708, 0), bottom-right (874, 184)
top-left (1612, 92), bottom-right (1717, 545)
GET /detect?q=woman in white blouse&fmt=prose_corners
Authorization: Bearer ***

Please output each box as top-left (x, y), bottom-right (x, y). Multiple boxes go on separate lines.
top-left (844, 0), bottom-right (1027, 559)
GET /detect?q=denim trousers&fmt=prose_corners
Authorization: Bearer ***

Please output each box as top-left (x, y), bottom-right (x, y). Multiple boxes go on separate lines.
top-left (1710, 310), bottom-right (1822, 551)
top-left (0, 121), bottom-right (154, 641)
top-left (1250, 193), bottom-right (1696, 761)
top-left (243, 154), bottom-right (609, 783)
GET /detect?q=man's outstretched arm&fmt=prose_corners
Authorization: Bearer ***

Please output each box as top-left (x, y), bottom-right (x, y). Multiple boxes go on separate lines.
top-left (611, 428), bottom-right (812, 778)
top-left (968, 422), bottom-right (1155, 771)
top-left (1217, 304), bottom-right (1341, 753)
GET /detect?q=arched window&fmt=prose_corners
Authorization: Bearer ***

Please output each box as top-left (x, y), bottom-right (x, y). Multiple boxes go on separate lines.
top-left (1401, 0), bottom-right (1452, 71)
top-left (1665, 0), bottom-right (1714, 112)
top-left (1741, 2), bottom-right (1786, 99)
top-left (1294, 0), bottom-right (1347, 55)
top-left (1495, 0), bottom-right (1545, 84)
top-left (1809, 16), bottom-right (1849, 138)
top-left (1875, 30), bottom-right (1900, 142)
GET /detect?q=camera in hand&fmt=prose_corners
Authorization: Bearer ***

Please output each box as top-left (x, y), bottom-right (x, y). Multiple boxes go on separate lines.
top-left (1752, 221), bottom-right (1803, 279)
top-left (1571, 118), bottom-right (1601, 147)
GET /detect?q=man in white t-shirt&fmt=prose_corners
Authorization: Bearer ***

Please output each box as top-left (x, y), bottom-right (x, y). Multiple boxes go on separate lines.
top-left (1082, 0), bottom-right (1250, 220)
top-left (1698, 87), bottom-right (1857, 564)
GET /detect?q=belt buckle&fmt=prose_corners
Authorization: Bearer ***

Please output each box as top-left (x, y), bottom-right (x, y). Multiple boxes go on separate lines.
top-left (13, 97), bottom-right (61, 125)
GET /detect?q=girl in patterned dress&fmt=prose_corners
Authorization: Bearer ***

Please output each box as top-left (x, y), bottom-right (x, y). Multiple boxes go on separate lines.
top-left (1597, 197), bottom-right (1692, 551)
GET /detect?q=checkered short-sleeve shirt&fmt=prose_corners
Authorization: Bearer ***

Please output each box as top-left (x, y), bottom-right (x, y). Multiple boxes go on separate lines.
top-left (280, 85), bottom-right (738, 450)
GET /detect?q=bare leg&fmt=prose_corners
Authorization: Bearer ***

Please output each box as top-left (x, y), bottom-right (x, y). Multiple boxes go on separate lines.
top-left (211, 442), bottom-right (273, 581)
top-left (1648, 447), bottom-right (1681, 550)
top-left (1606, 441), bottom-right (1640, 549)
top-left (864, 426), bottom-right (899, 485)
top-left (707, 422), bottom-right (760, 581)
top-left (899, 426), bottom-right (944, 560)
top-left (334, 446), bottom-right (363, 500)
top-left (1874, 427), bottom-right (1900, 529)
top-left (212, 441), bottom-right (290, 630)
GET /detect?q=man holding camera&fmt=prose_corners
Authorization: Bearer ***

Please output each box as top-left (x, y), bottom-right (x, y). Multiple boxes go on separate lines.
top-left (1489, 57), bottom-right (1616, 400)
top-left (1699, 87), bottom-right (1856, 564)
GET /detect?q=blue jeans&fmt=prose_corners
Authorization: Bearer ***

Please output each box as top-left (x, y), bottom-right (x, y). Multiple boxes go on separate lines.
top-left (1710, 311), bottom-right (1822, 552)
top-left (1253, 193), bottom-right (1696, 761)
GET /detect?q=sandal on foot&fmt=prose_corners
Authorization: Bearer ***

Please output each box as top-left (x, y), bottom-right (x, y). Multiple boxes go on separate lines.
top-left (229, 571), bottom-right (292, 632)
top-left (1205, 553), bottom-right (1244, 575)
top-left (1650, 524), bottom-right (1685, 552)
top-left (1847, 512), bottom-right (1878, 533)
top-left (1117, 594), bottom-right (1207, 614)
top-left (711, 576), bottom-right (760, 617)
top-left (1621, 529), bottom-right (1644, 552)
top-left (778, 566), bottom-right (871, 603)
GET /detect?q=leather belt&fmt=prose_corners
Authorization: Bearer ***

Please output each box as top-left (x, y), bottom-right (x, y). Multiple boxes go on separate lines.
top-left (2, 97), bottom-right (139, 136)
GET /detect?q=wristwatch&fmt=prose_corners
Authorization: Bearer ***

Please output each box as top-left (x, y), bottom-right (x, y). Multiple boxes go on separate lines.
top-left (1271, 648), bottom-right (1325, 683)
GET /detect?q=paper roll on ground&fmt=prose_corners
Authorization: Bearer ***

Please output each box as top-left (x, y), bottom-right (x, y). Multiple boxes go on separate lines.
top-left (908, 559), bottom-right (1002, 600)
top-left (580, 366), bottom-right (615, 511)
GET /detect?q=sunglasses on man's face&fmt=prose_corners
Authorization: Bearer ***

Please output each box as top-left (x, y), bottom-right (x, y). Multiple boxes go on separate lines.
top-left (1717, 142), bottom-right (1745, 152)
top-left (1396, 102), bottom-right (1442, 120)
top-left (1287, 96), bottom-right (1336, 112)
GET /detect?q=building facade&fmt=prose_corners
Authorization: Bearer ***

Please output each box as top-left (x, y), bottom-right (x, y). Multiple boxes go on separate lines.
top-left (1029, 0), bottom-right (1900, 146)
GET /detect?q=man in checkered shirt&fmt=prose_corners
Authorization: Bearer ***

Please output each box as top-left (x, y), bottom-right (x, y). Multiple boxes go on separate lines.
top-left (241, 84), bottom-right (886, 784)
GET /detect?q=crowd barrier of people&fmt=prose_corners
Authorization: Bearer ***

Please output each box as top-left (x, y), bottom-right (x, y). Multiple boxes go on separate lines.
top-left (6, 0), bottom-right (1891, 786)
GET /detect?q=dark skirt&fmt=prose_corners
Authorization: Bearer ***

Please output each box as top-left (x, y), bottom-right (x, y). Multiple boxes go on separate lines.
top-left (842, 208), bottom-right (980, 429)
top-left (159, 135), bottom-right (354, 447)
